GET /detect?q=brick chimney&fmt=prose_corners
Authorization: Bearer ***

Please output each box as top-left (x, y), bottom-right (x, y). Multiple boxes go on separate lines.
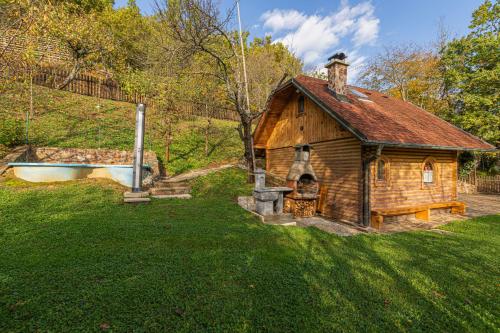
top-left (325, 53), bottom-right (349, 96)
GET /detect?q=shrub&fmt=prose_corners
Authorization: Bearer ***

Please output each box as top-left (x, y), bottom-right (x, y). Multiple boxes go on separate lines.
top-left (0, 118), bottom-right (24, 147)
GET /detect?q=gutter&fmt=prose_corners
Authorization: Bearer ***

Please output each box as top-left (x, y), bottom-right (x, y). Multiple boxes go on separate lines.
top-left (293, 79), bottom-right (496, 153)
top-left (363, 140), bottom-right (497, 152)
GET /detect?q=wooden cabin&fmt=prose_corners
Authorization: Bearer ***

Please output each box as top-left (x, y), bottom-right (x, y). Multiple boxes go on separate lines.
top-left (253, 53), bottom-right (496, 228)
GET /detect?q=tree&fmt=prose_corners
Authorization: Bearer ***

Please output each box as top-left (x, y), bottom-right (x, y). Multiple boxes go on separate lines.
top-left (440, 0), bottom-right (499, 144)
top-left (46, 3), bottom-right (115, 89)
top-left (156, 0), bottom-right (299, 180)
top-left (357, 44), bottom-right (447, 115)
top-left (0, 0), bottom-right (54, 144)
top-left (246, 36), bottom-right (302, 113)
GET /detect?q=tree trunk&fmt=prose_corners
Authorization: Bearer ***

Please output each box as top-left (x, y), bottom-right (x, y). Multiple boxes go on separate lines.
top-left (29, 69), bottom-right (33, 118)
top-left (165, 124), bottom-right (172, 163)
top-left (205, 105), bottom-right (212, 157)
top-left (57, 60), bottom-right (81, 90)
top-left (238, 116), bottom-right (255, 183)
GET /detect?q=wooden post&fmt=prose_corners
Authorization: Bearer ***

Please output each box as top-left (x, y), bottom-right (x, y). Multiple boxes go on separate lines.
top-left (362, 158), bottom-right (371, 226)
top-left (415, 209), bottom-right (430, 221)
top-left (362, 145), bottom-right (383, 227)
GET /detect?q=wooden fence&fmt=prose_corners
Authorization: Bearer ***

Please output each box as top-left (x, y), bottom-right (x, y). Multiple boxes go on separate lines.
top-left (28, 66), bottom-right (240, 121)
top-left (459, 174), bottom-right (500, 194)
top-left (32, 66), bottom-right (146, 104)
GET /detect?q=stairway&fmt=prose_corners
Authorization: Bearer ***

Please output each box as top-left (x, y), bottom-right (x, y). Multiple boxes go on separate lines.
top-left (149, 177), bottom-right (192, 199)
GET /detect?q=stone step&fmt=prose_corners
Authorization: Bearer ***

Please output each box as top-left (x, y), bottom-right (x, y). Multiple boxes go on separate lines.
top-left (154, 181), bottom-right (190, 189)
top-left (123, 191), bottom-right (150, 198)
top-left (262, 214), bottom-right (297, 226)
top-left (263, 213), bottom-right (293, 222)
top-left (264, 220), bottom-right (297, 226)
top-left (151, 194), bottom-right (192, 199)
top-left (124, 197), bottom-right (151, 204)
top-left (150, 187), bottom-right (191, 195)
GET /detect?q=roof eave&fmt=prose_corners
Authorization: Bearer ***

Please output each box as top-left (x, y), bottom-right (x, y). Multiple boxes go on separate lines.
top-left (363, 140), bottom-right (498, 152)
top-left (259, 76), bottom-right (497, 153)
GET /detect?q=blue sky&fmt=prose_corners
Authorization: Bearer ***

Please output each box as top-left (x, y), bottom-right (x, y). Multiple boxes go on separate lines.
top-left (114, 0), bottom-right (482, 80)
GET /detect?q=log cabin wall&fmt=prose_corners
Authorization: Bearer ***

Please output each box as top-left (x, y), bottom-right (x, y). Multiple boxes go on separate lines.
top-left (264, 95), bottom-right (362, 223)
top-left (266, 96), bottom-right (352, 148)
top-left (370, 148), bottom-right (458, 209)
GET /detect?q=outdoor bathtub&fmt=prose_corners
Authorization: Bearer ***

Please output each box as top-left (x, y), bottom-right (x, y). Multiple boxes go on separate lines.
top-left (7, 162), bottom-right (151, 187)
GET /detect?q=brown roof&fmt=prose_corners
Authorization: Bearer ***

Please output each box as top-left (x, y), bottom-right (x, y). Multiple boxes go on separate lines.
top-left (261, 75), bottom-right (494, 151)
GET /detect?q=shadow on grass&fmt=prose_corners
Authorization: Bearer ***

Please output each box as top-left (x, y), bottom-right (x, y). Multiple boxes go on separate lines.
top-left (0, 169), bottom-right (498, 332)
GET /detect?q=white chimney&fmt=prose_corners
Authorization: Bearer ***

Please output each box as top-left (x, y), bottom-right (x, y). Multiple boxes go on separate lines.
top-left (325, 53), bottom-right (349, 96)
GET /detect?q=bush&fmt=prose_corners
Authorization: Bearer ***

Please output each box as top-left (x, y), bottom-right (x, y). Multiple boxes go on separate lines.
top-left (0, 118), bottom-right (24, 147)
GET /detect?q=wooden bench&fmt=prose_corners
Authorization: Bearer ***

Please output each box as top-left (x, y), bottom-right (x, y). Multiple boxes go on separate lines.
top-left (371, 201), bottom-right (466, 230)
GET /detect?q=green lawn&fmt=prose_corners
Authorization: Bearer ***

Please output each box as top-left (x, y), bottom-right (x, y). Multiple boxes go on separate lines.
top-left (0, 169), bottom-right (499, 332)
top-left (0, 84), bottom-right (243, 174)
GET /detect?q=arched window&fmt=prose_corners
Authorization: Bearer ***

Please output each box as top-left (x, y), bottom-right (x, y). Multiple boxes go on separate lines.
top-left (298, 95), bottom-right (305, 116)
top-left (423, 161), bottom-right (434, 184)
top-left (377, 159), bottom-right (385, 180)
top-left (421, 157), bottom-right (438, 187)
top-left (375, 155), bottom-right (390, 187)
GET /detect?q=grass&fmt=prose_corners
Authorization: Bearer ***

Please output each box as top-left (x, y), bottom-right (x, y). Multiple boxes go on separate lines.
top-left (0, 169), bottom-right (499, 332)
top-left (0, 84), bottom-right (243, 174)
top-left (0, 145), bottom-right (9, 160)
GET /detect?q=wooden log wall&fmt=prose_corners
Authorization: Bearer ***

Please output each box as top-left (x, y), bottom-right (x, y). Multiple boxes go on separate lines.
top-left (266, 95), bottom-right (352, 148)
top-left (263, 94), bottom-right (362, 223)
top-left (370, 148), bottom-right (458, 209)
top-left (267, 138), bottom-right (362, 222)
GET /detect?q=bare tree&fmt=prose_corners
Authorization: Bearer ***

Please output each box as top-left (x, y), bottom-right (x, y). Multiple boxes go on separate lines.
top-left (357, 44), bottom-right (446, 115)
top-left (358, 44), bottom-right (424, 101)
top-left (156, 0), bottom-right (288, 180)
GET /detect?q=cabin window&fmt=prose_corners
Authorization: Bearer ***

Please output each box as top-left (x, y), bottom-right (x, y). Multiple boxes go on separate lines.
top-left (421, 157), bottom-right (438, 188)
top-left (374, 155), bottom-right (390, 187)
top-left (298, 95), bottom-right (305, 116)
top-left (423, 161), bottom-right (434, 184)
top-left (377, 159), bottom-right (385, 181)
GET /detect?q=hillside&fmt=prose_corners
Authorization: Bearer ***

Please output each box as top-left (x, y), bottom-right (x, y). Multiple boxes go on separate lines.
top-left (0, 85), bottom-right (243, 174)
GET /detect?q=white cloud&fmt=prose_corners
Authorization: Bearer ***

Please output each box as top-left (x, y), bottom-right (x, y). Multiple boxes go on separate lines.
top-left (353, 15), bottom-right (380, 46)
top-left (260, 9), bottom-right (307, 32)
top-left (343, 50), bottom-right (366, 83)
top-left (260, 1), bottom-right (380, 69)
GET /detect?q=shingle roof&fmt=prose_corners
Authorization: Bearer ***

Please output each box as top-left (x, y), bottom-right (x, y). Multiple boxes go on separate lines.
top-left (288, 75), bottom-right (495, 151)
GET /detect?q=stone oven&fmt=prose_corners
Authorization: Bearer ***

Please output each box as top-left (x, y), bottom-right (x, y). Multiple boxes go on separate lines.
top-left (284, 144), bottom-right (319, 217)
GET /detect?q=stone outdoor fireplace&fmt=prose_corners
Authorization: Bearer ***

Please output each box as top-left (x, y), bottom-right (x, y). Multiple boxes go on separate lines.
top-left (284, 144), bottom-right (319, 217)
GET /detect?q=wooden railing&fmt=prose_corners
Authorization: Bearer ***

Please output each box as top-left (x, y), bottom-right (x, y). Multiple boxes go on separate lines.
top-left (459, 174), bottom-right (500, 194)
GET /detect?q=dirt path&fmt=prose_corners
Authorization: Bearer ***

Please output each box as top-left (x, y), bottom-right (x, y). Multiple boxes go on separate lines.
top-left (166, 164), bottom-right (236, 182)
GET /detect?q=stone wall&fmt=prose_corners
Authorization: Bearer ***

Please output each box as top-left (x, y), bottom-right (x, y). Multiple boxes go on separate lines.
top-left (0, 146), bottom-right (30, 175)
top-left (27, 147), bottom-right (160, 176)
top-left (1, 29), bottom-right (72, 66)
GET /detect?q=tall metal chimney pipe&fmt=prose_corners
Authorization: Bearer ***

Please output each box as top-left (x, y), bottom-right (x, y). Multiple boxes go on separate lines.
top-left (132, 103), bottom-right (146, 192)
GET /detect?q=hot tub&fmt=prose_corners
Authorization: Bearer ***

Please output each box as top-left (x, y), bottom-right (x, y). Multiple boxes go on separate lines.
top-left (7, 162), bottom-right (151, 187)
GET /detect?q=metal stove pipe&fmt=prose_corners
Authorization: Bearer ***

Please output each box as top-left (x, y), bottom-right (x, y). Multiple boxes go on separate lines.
top-left (132, 104), bottom-right (146, 192)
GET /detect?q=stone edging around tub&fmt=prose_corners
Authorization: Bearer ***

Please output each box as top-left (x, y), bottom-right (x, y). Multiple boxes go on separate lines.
top-left (1, 146), bottom-right (160, 180)
top-left (0, 146), bottom-right (30, 175)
